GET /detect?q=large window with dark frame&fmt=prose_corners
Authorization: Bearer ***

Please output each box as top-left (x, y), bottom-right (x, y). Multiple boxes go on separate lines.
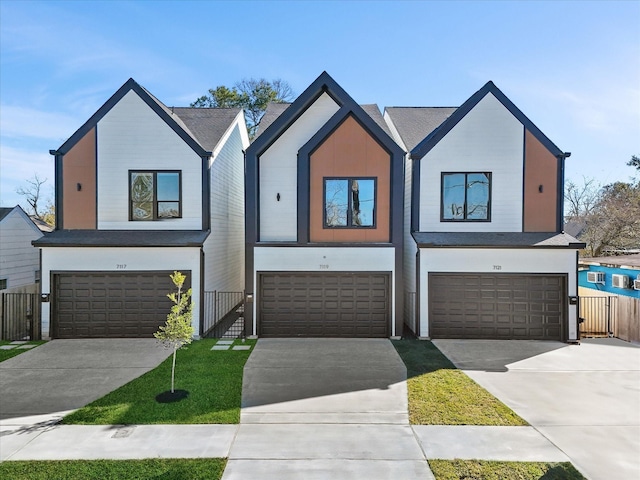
top-left (129, 171), bottom-right (181, 221)
top-left (324, 177), bottom-right (376, 228)
top-left (441, 172), bottom-right (491, 221)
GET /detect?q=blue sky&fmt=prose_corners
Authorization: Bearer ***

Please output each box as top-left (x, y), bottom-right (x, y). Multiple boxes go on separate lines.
top-left (1, 0), bottom-right (638, 209)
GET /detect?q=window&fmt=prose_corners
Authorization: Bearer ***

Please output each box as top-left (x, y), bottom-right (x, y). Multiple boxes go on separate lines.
top-left (441, 172), bottom-right (491, 221)
top-left (129, 171), bottom-right (181, 221)
top-left (0, 279), bottom-right (7, 290)
top-left (324, 178), bottom-right (376, 228)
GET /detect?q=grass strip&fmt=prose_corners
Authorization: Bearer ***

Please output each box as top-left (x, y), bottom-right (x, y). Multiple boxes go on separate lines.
top-left (63, 338), bottom-right (254, 425)
top-left (0, 341), bottom-right (46, 363)
top-left (428, 459), bottom-right (585, 479)
top-left (392, 339), bottom-right (527, 425)
top-left (0, 458), bottom-right (226, 480)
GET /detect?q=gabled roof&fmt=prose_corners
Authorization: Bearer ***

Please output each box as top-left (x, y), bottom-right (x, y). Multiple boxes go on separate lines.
top-left (0, 207), bottom-right (12, 222)
top-left (410, 81), bottom-right (564, 160)
top-left (0, 205), bottom-right (44, 237)
top-left (247, 71), bottom-right (398, 156)
top-left (51, 78), bottom-right (213, 158)
top-left (256, 102), bottom-right (391, 139)
top-left (384, 107), bottom-right (456, 152)
top-left (172, 107), bottom-right (243, 152)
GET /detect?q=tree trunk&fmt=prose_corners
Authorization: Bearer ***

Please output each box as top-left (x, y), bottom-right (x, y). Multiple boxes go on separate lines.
top-left (171, 346), bottom-right (177, 393)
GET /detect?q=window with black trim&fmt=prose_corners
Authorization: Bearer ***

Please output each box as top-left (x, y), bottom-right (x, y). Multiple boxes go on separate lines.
top-left (129, 171), bottom-right (181, 221)
top-left (324, 178), bottom-right (376, 228)
top-left (441, 172), bottom-right (491, 221)
top-left (0, 279), bottom-right (7, 290)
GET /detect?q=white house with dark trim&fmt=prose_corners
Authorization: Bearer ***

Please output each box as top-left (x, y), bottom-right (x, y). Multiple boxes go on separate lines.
top-left (244, 72), bottom-right (405, 338)
top-left (385, 82), bottom-right (584, 342)
top-left (33, 79), bottom-right (249, 339)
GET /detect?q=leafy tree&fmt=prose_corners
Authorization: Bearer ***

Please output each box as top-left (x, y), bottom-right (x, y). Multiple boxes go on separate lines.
top-left (16, 174), bottom-right (54, 225)
top-left (628, 154), bottom-right (640, 171)
top-left (154, 271), bottom-right (194, 394)
top-left (566, 169), bottom-right (640, 256)
top-left (191, 78), bottom-right (294, 138)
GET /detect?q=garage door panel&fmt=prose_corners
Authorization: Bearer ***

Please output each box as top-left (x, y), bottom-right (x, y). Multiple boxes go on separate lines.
top-left (259, 272), bottom-right (389, 338)
top-left (54, 271), bottom-right (189, 339)
top-left (429, 273), bottom-right (565, 341)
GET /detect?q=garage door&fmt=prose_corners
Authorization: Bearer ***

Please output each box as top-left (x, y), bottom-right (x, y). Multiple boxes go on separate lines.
top-left (259, 272), bottom-right (390, 337)
top-left (53, 272), bottom-right (189, 338)
top-left (429, 273), bottom-right (565, 340)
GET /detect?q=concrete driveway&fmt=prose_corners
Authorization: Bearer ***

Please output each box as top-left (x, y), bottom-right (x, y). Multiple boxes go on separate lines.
top-left (0, 339), bottom-right (171, 425)
top-left (433, 338), bottom-right (640, 480)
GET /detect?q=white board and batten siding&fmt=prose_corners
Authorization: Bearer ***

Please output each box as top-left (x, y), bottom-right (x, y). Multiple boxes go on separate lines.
top-left (419, 93), bottom-right (524, 232)
top-left (0, 208), bottom-right (43, 290)
top-left (40, 247), bottom-right (202, 338)
top-left (418, 248), bottom-right (579, 341)
top-left (204, 121), bottom-right (248, 293)
top-left (97, 90), bottom-right (203, 230)
top-left (253, 246), bottom-right (397, 334)
top-left (383, 111), bottom-right (417, 319)
top-left (259, 93), bottom-right (340, 241)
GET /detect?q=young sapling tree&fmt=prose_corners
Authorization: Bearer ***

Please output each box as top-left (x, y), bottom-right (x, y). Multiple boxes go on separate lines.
top-left (154, 271), bottom-right (194, 396)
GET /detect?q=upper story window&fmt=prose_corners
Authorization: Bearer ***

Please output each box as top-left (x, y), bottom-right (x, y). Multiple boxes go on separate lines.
top-left (0, 279), bottom-right (7, 290)
top-left (324, 178), bottom-right (376, 228)
top-left (441, 172), bottom-right (491, 221)
top-left (129, 171), bottom-right (181, 221)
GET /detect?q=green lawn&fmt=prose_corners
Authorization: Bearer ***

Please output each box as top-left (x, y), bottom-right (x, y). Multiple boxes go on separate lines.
top-left (429, 459), bottom-right (586, 479)
top-left (63, 338), bottom-right (254, 425)
top-left (0, 341), bottom-right (46, 362)
top-left (392, 339), bottom-right (527, 425)
top-left (0, 458), bottom-right (226, 480)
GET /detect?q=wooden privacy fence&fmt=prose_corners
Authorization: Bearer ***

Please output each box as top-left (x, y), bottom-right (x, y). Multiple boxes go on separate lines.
top-left (1, 292), bottom-right (41, 341)
top-left (579, 288), bottom-right (640, 343)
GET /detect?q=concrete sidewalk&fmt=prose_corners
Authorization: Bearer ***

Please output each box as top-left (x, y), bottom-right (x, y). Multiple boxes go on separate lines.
top-left (0, 338), bottom-right (578, 479)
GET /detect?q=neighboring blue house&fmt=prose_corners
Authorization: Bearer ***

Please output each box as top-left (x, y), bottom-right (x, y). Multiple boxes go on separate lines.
top-left (579, 255), bottom-right (640, 299)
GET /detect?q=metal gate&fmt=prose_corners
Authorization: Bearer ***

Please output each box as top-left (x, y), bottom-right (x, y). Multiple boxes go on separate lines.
top-left (1, 293), bottom-right (41, 341)
top-left (202, 291), bottom-right (244, 338)
top-left (579, 296), bottom-right (618, 338)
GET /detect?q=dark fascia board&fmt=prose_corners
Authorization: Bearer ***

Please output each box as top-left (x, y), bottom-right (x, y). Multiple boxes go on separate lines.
top-left (410, 81), bottom-right (564, 160)
top-left (246, 71), bottom-right (356, 158)
top-left (299, 104), bottom-right (405, 161)
top-left (50, 78), bottom-right (211, 157)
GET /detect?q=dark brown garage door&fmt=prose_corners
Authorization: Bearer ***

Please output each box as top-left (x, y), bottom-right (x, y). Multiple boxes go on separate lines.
top-left (429, 273), bottom-right (565, 340)
top-left (53, 271), bottom-right (190, 338)
top-left (259, 272), bottom-right (390, 337)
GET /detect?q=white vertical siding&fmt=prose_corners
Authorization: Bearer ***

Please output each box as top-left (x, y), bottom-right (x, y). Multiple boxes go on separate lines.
top-left (419, 93), bottom-right (524, 232)
top-left (0, 209), bottom-right (42, 289)
top-left (40, 247), bottom-right (202, 338)
top-left (97, 90), bottom-right (203, 230)
top-left (403, 154), bottom-right (417, 332)
top-left (203, 122), bottom-right (247, 293)
top-left (259, 93), bottom-right (340, 241)
top-left (417, 248), bottom-right (579, 340)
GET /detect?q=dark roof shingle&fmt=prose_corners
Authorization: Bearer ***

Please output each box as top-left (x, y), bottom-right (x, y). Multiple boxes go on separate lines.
top-left (384, 107), bottom-right (456, 151)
